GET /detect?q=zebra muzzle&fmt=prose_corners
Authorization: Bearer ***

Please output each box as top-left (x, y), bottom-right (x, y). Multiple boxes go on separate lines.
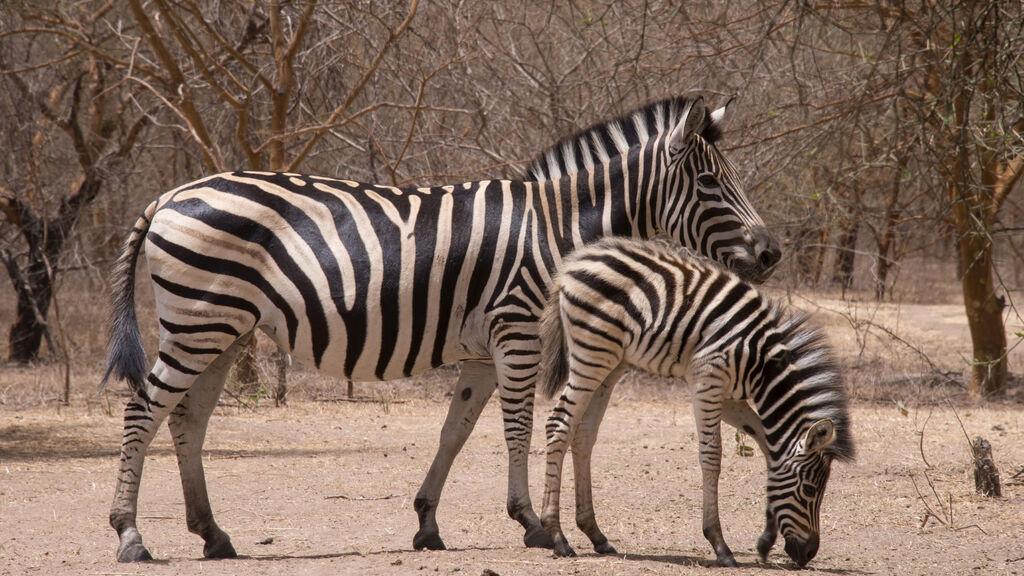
top-left (784, 533), bottom-right (819, 567)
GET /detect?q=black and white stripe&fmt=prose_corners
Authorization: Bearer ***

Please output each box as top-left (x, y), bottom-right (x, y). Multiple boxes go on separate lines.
top-left (539, 237), bottom-right (853, 567)
top-left (101, 96), bottom-right (782, 562)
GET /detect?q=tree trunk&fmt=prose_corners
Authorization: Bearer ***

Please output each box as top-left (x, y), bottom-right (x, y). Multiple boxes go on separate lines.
top-left (874, 217), bottom-right (896, 301)
top-left (958, 230), bottom-right (1008, 398)
top-left (234, 334), bottom-right (261, 391)
top-left (972, 436), bottom-right (1001, 497)
top-left (274, 348), bottom-right (288, 407)
top-left (793, 221), bottom-right (826, 286)
top-left (875, 155), bottom-right (905, 301)
top-left (1, 175), bottom-right (98, 363)
top-left (4, 256), bottom-right (54, 363)
top-left (832, 222), bottom-right (858, 295)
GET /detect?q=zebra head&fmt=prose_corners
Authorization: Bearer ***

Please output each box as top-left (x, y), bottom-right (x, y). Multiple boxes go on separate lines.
top-left (766, 419), bottom-right (840, 567)
top-left (753, 315), bottom-right (854, 567)
top-left (659, 98), bottom-right (780, 283)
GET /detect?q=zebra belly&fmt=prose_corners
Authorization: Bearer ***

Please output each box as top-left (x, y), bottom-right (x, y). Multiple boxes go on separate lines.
top-left (283, 300), bottom-right (479, 382)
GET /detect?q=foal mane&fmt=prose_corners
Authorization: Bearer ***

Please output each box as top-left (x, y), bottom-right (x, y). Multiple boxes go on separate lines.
top-left (769, 310), bottom-right (856, 462)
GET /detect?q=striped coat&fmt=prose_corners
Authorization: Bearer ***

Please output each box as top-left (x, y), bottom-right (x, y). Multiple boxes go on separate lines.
top-left (539, 237), bottom-right (853, 567)
top-left (102, 96), bottom-right (781, 562)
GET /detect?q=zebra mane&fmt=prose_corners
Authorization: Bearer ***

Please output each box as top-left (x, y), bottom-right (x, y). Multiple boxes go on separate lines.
top-left (769, 309), bottom-right (856, 462)
top-left (523, 96), bottom-right (722, 182)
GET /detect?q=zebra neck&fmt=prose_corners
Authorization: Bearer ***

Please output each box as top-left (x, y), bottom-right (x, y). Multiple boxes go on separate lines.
top-left (531, 144), bottom-right (661, 248)
top-left (751, 363), bottom-right (840, 463)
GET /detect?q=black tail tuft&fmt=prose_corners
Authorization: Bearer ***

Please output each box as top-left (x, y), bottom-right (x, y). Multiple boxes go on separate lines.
top-left (99, 202), bottom-right (157, 396)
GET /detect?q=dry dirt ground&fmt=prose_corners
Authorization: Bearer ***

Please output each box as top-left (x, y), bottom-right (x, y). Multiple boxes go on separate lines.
top-left (2, 297), bottom-right (1024, 575)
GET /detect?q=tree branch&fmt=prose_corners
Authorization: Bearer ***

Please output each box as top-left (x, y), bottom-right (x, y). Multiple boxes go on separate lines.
top-left (993, 151), bottom-right (1024, 211)
top-left (126, 0), bottom-right (221, 170)
top-left (287, 0), bottom-right (420, 172)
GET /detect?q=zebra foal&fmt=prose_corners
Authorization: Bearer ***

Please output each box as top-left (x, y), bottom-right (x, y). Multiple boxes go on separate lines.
top-left (100, 96), bottom-right (781, 562)
top-left (539, 237), bottom-right (853, 567)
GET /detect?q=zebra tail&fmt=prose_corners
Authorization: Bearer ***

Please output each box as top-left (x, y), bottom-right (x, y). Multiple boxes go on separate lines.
top-left (538, 284), bottom-right (569, 399)
top-left (98, 200), bottom-right (158, 396)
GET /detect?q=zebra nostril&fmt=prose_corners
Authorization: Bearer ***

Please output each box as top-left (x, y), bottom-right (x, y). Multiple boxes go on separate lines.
top-left (759, 247), bottom-right (781, 270)
top-left (750, 226), bottom-right (781, 273)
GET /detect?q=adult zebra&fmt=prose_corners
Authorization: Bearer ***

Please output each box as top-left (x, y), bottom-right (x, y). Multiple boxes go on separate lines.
top-left (101, 96), bottom-right (781, 562)
top-left (539, 237), bottom-right (854, 567)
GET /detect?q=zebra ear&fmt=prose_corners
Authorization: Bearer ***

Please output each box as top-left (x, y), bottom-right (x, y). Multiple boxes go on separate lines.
top-left (802, 419), bottom-right (836, 454)
top-left (705, 97), bottom-right (733, 143)
top-left (708, 105), bottom-right (727, 128)
top-left (668, 97), bottom-right (706, 155)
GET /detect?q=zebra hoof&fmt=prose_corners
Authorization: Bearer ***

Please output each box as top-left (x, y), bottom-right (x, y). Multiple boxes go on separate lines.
top-left (757, 532), bottom-right (776, 562)
top-left (716, 553), bottom-right (738, 567)
top-left (116, 542), bottom-right (154, 563)
top-left (552, 535), bottom-right (577, 558)
top-left (413, 530), bottom-right (446, 551)
top-left (524, 525), bottom-right (555, 549)
top-left (203, 537), bottom-right (237, 559)
top-left (593, 540), bottom-right (617, 555)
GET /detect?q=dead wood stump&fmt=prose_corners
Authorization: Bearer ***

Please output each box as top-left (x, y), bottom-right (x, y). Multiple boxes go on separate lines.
top-left (972, 436), bottom-right (1001, 497)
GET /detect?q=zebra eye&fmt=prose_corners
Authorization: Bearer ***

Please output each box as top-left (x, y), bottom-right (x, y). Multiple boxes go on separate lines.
top-left (697, 175), bottom-right (720, 188)
top-left (801, 483), bottom-right (817, 499)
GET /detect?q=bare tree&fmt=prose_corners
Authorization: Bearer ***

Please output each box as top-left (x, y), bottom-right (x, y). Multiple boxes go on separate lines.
top-left (893, 0), bottom-right (1022, 397)
top-left (1, 4), bottom-right (147, 365)
top-left (4, 0), bottom-right (1018, 402)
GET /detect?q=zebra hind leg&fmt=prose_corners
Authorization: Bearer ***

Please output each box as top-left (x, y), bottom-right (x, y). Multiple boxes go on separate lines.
top-left (495, 368), bottom-right (554, 549)
top-left (413, 361), bottom-right (498, 551)
top-left (540, 393), bottom-right (578, 558)
top-left (109, 331), bottom-right (243, 562)
top-left (541, 368), bottom-right (623, 557)
top-left (110, 366), bottom-right (197, 561)
top-left (570, 368), bottom-right (623, 555)
top-left (167, 334), bottom-right (251, 559)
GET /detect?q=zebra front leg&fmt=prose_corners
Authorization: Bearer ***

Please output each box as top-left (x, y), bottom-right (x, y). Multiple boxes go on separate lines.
top-left (413, 361), bottom-right (497, 551)
top-left (570, 368), bottom-right (623, 555)
top-left (694, 397), bottom-right (736, 567)
top-left (720, 400), bottom-right (775, 561)
top-left (756, 508), bottom-right (778, 562)
top-left (167, 336), bottom-right (248, 559)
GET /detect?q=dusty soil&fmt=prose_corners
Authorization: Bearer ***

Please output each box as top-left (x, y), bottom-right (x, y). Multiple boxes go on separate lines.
top-left (2, 299), bottom-right (1024, 576)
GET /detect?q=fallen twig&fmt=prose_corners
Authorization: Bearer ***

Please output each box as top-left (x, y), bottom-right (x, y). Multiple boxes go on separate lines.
top-left (316, 396), bottom-right (408, 404)
top-left (952, 524), bottom-right (988, 535)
